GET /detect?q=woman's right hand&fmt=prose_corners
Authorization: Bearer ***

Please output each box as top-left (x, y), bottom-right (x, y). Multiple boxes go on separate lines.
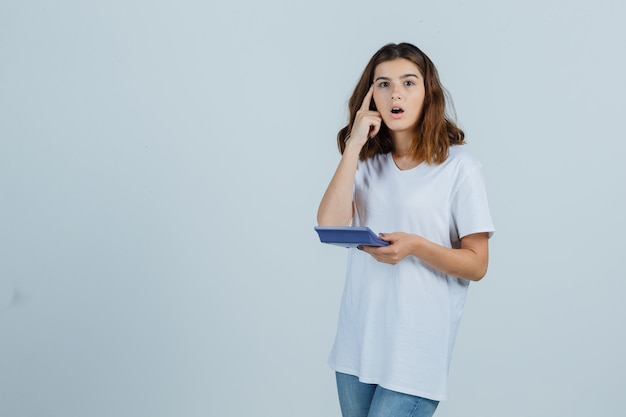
top-left (317, 86), bottom-right (380, 226)
top-left (346, 85), bottom-right (382, 150)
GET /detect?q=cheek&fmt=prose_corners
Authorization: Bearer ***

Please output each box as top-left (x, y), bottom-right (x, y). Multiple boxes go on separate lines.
top-left (412, 93), bottom-right (426, 110)
top-left (372, 90), bottom-right (386, 107)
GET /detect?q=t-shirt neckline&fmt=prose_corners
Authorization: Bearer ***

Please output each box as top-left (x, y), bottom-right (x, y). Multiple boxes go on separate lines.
top-left (388, 152), bottom-right (424, 172)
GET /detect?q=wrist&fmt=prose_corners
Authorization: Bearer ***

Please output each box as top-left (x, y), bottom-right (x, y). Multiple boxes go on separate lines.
top-left (343, 140), bottom-right (363, 158)
top-left (409, 234), bottom-right (425, 257)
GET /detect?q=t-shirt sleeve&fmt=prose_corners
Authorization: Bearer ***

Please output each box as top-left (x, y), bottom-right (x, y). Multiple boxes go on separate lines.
top-left (451, 165), bottom-right (495, 239)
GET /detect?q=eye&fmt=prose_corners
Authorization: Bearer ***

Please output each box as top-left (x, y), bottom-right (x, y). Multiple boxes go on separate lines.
top-left (378, 81), bottom-right (389, 88)
top-left (404, 80), bottom-right (415, 86)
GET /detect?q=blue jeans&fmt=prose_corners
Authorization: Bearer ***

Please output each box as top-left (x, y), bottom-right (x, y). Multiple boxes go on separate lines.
top-left (336, 372), bottom-right (439, 417)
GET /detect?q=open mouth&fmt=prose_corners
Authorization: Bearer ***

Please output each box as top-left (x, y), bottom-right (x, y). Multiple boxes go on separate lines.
top-left (391, 107), bottom-right (404, 114)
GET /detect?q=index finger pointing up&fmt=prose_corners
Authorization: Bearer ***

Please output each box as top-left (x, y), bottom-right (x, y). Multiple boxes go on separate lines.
top-left (360, 84), bottom-right (375, 111)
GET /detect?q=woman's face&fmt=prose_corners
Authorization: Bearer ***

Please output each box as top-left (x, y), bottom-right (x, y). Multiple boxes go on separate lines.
top-left (372, 58), bottom-right (426, 137)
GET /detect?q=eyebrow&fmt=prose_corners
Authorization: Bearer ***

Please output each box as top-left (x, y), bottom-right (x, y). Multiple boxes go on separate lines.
top-left (374, 74), bottom-right (420, 82)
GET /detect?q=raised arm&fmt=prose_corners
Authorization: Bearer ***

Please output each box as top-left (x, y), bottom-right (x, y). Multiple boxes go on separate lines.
top-left (317, 86), bottom-right (381, 226)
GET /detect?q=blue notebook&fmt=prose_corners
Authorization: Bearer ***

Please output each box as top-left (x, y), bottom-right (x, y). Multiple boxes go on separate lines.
top-left (314, 226), bottom-right (389, 248)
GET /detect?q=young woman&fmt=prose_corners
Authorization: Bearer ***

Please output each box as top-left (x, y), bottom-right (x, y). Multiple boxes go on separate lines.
top-left (317, 43), bottom-right (495, 417)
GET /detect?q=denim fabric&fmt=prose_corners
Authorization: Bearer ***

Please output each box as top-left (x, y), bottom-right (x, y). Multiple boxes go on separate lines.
top-left (336, 372), bottom-right (439, 417)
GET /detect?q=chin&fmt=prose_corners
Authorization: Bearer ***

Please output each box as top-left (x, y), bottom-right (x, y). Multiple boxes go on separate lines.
top-left (386, 121), bottom-right (417, 133)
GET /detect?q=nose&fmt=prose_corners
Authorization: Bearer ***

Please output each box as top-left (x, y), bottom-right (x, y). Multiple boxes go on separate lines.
top-left (391, 85), bottom-right (402, 100)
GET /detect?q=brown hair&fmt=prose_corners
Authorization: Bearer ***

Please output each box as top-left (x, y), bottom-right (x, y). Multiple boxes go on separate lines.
top-left (337, 43), bottom-right (465, 164)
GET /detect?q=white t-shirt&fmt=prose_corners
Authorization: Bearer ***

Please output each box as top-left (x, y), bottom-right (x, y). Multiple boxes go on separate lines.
top-left (328, 145), bottom-right (495, 401)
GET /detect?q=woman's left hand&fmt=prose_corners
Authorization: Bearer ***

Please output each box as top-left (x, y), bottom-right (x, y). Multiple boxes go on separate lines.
top-left (359, 232), bottom-right (418, 265)
top-left (360, 231), bottom-right (490, 281)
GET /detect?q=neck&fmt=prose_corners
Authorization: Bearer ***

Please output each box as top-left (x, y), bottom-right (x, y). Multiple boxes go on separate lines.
top-left (391, 131), bottom-right (414, 157)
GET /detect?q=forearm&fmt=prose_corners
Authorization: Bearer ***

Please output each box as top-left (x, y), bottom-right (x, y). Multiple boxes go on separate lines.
top-left (319, 87), bottom-right (382, 226)
top-left (365, 232), bottom-right (489, 281)
top-left (317, 145), bottom-right (361, 226)
top-left (409, 234), bottom-right (489, 281)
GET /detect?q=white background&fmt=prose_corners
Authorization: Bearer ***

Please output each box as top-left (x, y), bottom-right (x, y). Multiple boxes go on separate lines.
top-left (1, 0), bottom-right (625, 416)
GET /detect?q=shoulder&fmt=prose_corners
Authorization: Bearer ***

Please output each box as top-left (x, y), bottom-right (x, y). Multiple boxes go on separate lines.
top-left (357, 152), bottom-right (391, 172)
top-left (440, 145), bottom-right (484, 179)
top-left (445, 145), bottom-right (482, 169)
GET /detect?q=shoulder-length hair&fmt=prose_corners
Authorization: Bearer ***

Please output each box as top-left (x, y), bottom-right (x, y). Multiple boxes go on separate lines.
top-left (337, 43), bottom-right (464, 164)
